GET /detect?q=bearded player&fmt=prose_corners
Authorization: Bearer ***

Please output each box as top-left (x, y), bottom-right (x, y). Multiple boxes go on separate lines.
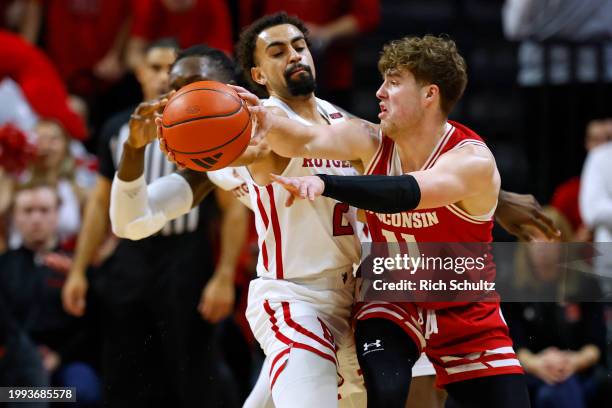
top-left (112, 13), bottom-right (368, 408)
top-left (113, 18), bottom-right (554, 408)
top-left (235, 35), bottom-right (535, 407)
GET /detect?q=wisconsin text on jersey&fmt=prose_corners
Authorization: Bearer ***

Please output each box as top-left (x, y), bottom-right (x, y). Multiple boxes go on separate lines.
top-left (366, 210), bottom-right (440, 229)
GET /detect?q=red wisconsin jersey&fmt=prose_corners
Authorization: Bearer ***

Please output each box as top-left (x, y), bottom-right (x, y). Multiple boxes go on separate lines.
top-left (363, 121), bottom-right (497, 308)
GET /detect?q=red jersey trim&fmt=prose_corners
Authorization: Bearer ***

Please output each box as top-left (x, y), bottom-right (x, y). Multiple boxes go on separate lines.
top-left (266, 185), bottom-right (284, 279)
top-left (254, 186), bottom-right (270, 271)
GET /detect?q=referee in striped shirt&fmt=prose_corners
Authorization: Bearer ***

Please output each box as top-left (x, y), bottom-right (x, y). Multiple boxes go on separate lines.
top-left (62, 40), bottom-right (247, 407)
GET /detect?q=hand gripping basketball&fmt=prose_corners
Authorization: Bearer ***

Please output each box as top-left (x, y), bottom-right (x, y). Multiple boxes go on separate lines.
top-left (159, 81), bottom-right (252, 172)
top-left (227, 84), bottom-right (270, 146)
top-left (128, 91), bottom-right (174, 149)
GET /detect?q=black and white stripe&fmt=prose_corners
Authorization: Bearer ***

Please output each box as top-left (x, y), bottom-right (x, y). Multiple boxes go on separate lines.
top-left (111, 124), bottom-right (200, 236)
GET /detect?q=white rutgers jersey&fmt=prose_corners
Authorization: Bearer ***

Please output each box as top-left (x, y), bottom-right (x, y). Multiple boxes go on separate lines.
top-left (235, 96), bottom-right (363, 280)
top-left (207, 167), bottom-right (252, 210)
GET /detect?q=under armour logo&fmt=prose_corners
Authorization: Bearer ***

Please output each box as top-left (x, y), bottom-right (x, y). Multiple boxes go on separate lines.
top-left (363, 340), bottom-right (383, 354)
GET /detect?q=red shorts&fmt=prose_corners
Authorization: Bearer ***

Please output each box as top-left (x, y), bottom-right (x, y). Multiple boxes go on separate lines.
top-left (354, 301), bottom-right (523, 387)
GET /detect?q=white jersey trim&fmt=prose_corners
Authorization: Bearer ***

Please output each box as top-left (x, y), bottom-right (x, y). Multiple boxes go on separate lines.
top-left (364, 129), bottom-right (384, 175)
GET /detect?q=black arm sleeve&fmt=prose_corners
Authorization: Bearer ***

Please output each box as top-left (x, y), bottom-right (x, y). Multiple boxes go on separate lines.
top-left (317, 174), bottom-right (421, 214)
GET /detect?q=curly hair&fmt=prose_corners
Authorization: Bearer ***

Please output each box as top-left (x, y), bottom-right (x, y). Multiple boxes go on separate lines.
top-left (236, 12), bottom-right (310, 95)
top-left (378, 35), bottom-right (468, 114)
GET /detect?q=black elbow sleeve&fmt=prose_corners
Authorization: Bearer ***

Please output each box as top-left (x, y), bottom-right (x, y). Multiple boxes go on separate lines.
top-left (317, 174), bottom-right (421, 213)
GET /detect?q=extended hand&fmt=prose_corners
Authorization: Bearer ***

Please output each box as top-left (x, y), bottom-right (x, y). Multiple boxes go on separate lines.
top-left (227, 84), bottom-right (269, 145)
top-left (495, 191), bottom-right (560, 241)
top-left (62, 272), bottom-right (88, 317)
top-left (271, 174), bottom-right (325, 207)
top-left (128, 91), bottom-right (174, 149)
top-left (198, 273), bottom-right (235, 323)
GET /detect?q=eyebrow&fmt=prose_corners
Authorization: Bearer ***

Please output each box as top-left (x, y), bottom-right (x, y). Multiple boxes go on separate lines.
top-left (265, 36), bottom-right (306, 50)
top-left (384, 71), bottom-right (403, 80)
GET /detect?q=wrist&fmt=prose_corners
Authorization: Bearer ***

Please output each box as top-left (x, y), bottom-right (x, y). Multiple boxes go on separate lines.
top-left (124, 139), bottom-right (147, 151)
top-left (213, 265), bottom-right (235, 281)
top-left (68, 266), bottom-right (86, 277)
top-left (315, 174), bottom-right (327, 194)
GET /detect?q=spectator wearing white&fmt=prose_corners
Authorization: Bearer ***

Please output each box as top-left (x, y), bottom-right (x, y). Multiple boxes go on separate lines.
top-left (579, 132), bottom-right (612, 286)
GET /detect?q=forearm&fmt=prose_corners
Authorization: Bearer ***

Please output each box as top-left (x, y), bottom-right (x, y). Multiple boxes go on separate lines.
top-left (110, 173), bottom-right (194, 240)
top-left (215, 200), bottom-right (248, 279)
top-left (177, 169), bottom-right (215, 208)
top-left (571, 345), bottom-right (600, 372)
top-left (230, 143), bottom-right (270, 166)
top-left (107, 17), bottom-right (131, 58)
top-left (71, 197), bottom-right (109, 275)
top-left (267, 115), bottom-right (320, 157)
top-left (20, 0), bottom-right (42, 43)
top-left (117, 142), bottom-right (145, 181)
top-left (320, 15), bottom-right (359, 41)
top-left (126, 37), bottom-right (146, 72)
top-left (318, 174), bottom-right (420, 213)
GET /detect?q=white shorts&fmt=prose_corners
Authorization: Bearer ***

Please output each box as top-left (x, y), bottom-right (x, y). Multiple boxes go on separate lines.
top-left (246, 274), bottom-right (365, 402)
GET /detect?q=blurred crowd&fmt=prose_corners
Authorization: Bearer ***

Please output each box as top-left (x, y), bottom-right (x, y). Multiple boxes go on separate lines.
top-left (0, 1), bottom-right (611, 407)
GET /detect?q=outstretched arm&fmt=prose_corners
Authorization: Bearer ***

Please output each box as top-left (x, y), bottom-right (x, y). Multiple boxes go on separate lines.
top-left (274, 144), bottom-right (499, 214)
top-left (230, 85), bottom-right (379, 164)
top-left (110, 97), bottom-right (214, 240)
top-left (198, 189), bottom-right (247, 323)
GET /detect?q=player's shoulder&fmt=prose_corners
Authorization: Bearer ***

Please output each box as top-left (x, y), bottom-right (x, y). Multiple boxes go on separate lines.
top-left (449, 120), bottom-right (486, 144)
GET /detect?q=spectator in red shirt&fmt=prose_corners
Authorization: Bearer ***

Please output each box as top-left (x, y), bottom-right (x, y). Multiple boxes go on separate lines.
top-left (20, 0), bottom-right (131, 97)
top-left (240, 0), bottom-right (380, 109)
top-left (126, 0), bottom-right (233, 70)
top-left (0, 30), bottom-right (86, 140)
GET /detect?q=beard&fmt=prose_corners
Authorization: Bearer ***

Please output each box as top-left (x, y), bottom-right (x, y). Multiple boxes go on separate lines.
top-left (284, 64), bottom-right (316, 96)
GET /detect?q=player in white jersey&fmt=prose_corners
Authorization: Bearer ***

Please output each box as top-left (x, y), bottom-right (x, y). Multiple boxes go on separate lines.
top-left (110, 16), bottom-right (557, 408)
top-left (110, 14), bottom-right (367, 408)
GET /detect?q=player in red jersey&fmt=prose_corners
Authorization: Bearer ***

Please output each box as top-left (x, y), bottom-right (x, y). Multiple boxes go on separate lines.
top-left (234, 35), bottom-right (531, 407)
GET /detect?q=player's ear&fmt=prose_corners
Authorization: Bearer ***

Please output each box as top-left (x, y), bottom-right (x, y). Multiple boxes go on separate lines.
top-left (251, 67), bottom-right (266, 86)
top-left (423, 84), bottom-right (439, 106)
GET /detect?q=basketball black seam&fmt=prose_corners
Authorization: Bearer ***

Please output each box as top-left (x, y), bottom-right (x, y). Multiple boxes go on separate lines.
top-left (168, 113), bottom-right (251, 155)
top-left (162, 87), bottom-right (243, 128)
top-left (162, 105), bottom-right (243, 128)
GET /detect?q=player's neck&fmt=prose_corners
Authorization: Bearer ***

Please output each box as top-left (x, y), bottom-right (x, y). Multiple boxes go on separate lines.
top-left (272, 92), bottom-right (323, 124)
top-left (394, 116), bottom-right (448, 173)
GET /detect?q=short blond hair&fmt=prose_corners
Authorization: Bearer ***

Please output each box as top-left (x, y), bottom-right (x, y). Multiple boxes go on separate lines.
top-left (378, 35), bottom-right (467, 114)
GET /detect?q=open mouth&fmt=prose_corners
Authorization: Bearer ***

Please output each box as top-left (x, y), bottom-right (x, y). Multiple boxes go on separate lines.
top-left (378, 104), bottom-right (388, 118)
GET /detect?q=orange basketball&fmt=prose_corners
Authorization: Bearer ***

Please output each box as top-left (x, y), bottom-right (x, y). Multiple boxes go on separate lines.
top-left (161, 81), bottom-right (252, 172)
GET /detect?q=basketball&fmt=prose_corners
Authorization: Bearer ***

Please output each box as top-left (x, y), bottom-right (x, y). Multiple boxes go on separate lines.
top-left (160, 81), bottom-right (252, 172)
